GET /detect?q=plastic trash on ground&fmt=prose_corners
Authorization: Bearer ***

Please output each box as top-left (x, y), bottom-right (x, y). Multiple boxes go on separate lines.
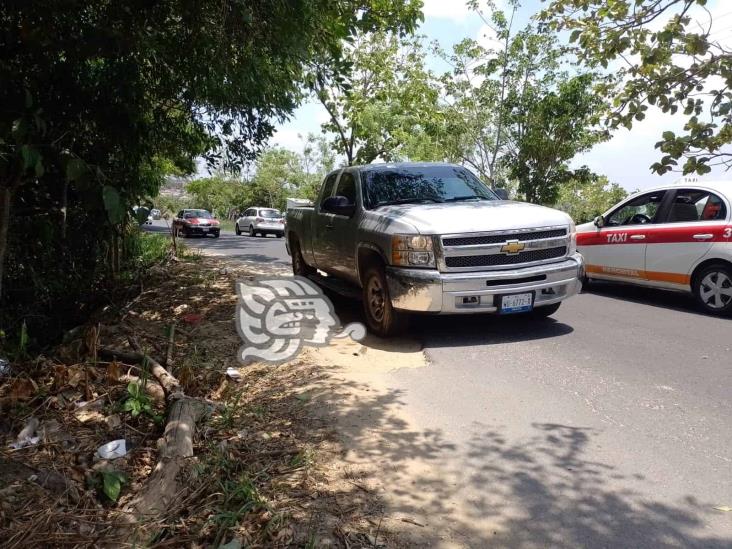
top-left (96, 439), bottom-right (128, 459)
top-left (9, 417), bottom-right (40, 449)
top-left (225, 367), bottom-right (242, 383)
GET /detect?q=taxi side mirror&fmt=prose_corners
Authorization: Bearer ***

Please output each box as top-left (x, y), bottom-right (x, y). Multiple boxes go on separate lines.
top-left (593, 215), bottom-right (605, 228)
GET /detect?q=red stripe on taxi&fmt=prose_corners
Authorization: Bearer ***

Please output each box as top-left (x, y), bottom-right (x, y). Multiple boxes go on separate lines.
top-left (585, 265), bottom-right (691, 285)
top-left (578, 225), bottom-right (732, 246)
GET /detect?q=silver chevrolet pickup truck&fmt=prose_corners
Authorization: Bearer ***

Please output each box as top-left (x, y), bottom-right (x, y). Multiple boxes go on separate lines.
top-left (286, 163), bottom-right (583, 336)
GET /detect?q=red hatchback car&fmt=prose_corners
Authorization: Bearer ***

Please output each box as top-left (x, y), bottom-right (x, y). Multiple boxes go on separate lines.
top-left (173, 209), bottom-right (221, 238)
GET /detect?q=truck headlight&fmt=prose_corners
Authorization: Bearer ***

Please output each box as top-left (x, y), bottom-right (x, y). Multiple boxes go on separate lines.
top-left (392, 235), bottom-right (435, 268)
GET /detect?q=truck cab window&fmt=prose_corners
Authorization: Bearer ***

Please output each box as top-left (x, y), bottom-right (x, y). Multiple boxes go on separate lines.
top-left (320, 172), bottom-right (339, 207)
top-left (335, 172), bottom-right (357, 205)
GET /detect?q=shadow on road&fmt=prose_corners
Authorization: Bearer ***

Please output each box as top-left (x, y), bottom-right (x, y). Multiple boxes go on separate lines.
top-left (308, 370), bottom-right (730, 547)
top-left (325, 288), bottom-right (574, 351)
top-left (587, 280), bottom-right (731, 320)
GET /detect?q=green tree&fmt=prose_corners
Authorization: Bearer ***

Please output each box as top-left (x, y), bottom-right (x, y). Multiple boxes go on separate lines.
top-left (248, 149), bottom-right (312, 210)
top-left (434, 1), bottom-right (524, 185)
top-left (541, 0), bottom-right (732, 175)
top-left (0, 0), bottom-right (422, 335)
top-left (504, 73), bottom-right (609, 204)
top-left (434, 2), bottom-right (608, 199)
top-left (554, 171), bottom-right (628, 224)
top-left (313, 31), bottom-right (442, 165)
top-left (185, 177), bottom-right (248, 219)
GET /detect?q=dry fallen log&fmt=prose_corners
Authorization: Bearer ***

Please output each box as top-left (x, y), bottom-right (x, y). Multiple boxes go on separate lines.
top-left (107, 334), bottom-right (213, 538)
top-left (124, 396), bottom-right (208, 520)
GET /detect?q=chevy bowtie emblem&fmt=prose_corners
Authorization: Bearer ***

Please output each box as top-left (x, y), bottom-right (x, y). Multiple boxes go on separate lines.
top-left (500, 240), bottom-right (525, 255)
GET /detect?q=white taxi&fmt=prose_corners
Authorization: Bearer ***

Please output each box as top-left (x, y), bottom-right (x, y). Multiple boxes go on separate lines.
top-left (577, 181), bottom-right (732, 316)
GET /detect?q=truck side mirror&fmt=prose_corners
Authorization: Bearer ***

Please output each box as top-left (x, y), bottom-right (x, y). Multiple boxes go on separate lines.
top-left (495, 188), bottom-right (509, 200)
top-left (593, 215), bottom-right (605, 228)
top-left (322, 196), bottom-right (356, 217)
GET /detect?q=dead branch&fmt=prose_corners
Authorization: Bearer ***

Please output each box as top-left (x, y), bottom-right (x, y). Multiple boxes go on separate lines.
top-left (165, 323), bottom-right (176, 370)
top-left (99, 347), bottom-right (180, 396)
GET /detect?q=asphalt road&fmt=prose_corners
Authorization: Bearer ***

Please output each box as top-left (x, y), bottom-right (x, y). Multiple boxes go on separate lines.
top-left (147, 220), bottom-right (732, 547)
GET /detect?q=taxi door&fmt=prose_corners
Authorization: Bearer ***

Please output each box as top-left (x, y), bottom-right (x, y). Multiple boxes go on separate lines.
top-left (580, 190), bottom-right (668, 283)
top-left (644, 188), bottom-right (729, 289)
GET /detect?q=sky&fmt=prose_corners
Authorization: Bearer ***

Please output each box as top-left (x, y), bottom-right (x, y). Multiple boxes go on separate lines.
top-left (270, 0), bottom-right (732, 192)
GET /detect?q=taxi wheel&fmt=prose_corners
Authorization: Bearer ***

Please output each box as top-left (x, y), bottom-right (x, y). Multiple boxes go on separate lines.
top-left (693, 264), bottom-right (732, 316)
top-left (362, 265), bottom-right (407, 337)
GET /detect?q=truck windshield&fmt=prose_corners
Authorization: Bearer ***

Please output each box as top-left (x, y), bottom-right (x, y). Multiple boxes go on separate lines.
top-left (363, 166), bottom-right (498, 208)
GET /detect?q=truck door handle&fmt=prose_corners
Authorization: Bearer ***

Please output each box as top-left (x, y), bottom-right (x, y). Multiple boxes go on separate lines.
top-left (630, 234), bottom-right (646, 240)
top-left (693, 233), bottom-right (714, 240)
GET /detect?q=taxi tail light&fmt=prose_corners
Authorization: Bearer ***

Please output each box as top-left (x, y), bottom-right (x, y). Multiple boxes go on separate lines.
top-left (255, 217), bottom-right (264, 223)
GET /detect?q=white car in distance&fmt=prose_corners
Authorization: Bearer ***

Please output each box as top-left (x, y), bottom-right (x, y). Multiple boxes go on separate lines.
top-left (235, 207), bottom-right (285, 238)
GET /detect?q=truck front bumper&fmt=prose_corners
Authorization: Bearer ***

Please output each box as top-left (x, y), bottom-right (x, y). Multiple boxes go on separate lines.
top-left (385, 254), bottom-right (583, 314)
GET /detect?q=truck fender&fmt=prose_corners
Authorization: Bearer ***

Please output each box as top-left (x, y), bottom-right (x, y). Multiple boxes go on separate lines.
top-left (356, 242), bottom-right (388, 285)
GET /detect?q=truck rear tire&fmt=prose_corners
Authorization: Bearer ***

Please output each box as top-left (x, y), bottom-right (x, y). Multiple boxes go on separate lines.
top-left (362, 265), bottom-right (407, 337)
top-left (291, 239), bottom-right (316, 277)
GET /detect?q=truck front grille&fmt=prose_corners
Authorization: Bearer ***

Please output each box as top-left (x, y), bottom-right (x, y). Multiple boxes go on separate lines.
top-left (442, 228), bottom-right (566, 247)
top-left (439, 226), bottom-right (570, 272)
top-left (445, 246), bottom-right (567, 268)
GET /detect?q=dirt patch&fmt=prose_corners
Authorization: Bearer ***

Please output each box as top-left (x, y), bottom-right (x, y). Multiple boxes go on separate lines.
top-left (0, 252), bottom-right (436, 547)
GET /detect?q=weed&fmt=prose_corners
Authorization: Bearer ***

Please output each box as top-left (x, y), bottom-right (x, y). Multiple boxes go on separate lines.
top-left (101, 471), bottom-right (128, 502)
top-left (215, 390), bottom-right (244, 429)
top-left (289, 448), bottom-right (314, 470)
top-left (212, 473), bottom-right (268, 546)
top-left (121, 381), bottom-right (162, 423)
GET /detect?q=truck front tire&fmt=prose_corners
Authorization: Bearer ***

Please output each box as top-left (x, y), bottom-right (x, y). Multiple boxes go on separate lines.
top-left (362, 265), bottom-right (407, 337)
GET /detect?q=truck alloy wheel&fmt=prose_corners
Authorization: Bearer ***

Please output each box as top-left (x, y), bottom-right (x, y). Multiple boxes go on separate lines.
top-left (694, 264), bottom-right (732, 315)
top-left (362, 266), bottom-right (406, 337)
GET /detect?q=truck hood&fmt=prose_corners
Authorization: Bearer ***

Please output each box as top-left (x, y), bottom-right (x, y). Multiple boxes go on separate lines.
top-left (375, 201), bottom-right (572, 234)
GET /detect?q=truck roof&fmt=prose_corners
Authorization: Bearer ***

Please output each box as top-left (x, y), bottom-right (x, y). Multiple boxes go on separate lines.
top-left (354, 162), bottom-right (461, 173)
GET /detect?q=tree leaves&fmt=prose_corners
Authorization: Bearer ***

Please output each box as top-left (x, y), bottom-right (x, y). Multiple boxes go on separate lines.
top-left (102, 186), bottom-right (125, 225)
top-left (542, 0), bottom-right (732, 175)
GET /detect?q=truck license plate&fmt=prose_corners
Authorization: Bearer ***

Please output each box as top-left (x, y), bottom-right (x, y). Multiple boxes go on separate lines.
top-left (499, 293), bottom-right (533, 314)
